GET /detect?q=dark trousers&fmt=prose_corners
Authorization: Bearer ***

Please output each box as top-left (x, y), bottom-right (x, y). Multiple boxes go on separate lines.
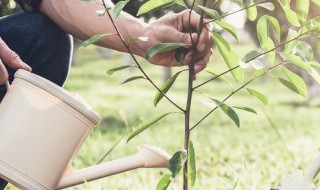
top-left (0, 12), bottom-right (73, 189)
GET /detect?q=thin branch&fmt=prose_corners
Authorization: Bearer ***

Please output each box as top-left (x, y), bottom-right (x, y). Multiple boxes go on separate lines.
top-left (204, 0), bottom-right (268, 25)
top-left (184, 0), bottom-right (206, 189)
top-left (193, 32), bottom-right (307, 90)
top-left (211, 0), bottom-right (221, 9)
top-left (190, 61), bottom-right (285, 131)
top-left (101, 2), bottom-right (185, 112)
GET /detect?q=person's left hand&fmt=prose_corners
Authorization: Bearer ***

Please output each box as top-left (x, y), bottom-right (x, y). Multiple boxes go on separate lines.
top-left (136, 10), bottom-right (214, 76)
top-left (0, 37), bottom-right (32, 84)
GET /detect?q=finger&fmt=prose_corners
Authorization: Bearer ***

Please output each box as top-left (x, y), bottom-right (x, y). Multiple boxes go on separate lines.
top-left (195, 46), bottom-right (213, 61)
top-left (194, 51), bottom-right (212, 74)
top-left (0, 38), bottom-right (32, 71)
top-left (161, 28), bottom-right (198, 47)
top-left (0, 59), bottom-right (9, 85)
top-left (182, 52), bottom-right (193, 66)
top-left (197, 24), bottom-right (214, 53)
top-left (181, 10), bottom-right (201, 31)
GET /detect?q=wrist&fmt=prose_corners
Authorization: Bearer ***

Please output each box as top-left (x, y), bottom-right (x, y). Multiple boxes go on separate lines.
top-left (121, 20), bottom-right (150, 58)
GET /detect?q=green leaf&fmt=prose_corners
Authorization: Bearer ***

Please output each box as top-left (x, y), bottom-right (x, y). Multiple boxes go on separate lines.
top-left (278, 67), bottom-right (307, 97)
top-left (281, 53), bottom-right (312, 72)
top-left (121, 76), bottom-right (145, 85)
top-left (146, 43), bottom-right (187, 60)
top-left (232, 106), bottom-right (257, 114)
top-left (280, 0), bottom-right (290, 7)
top-left (311, 0), bottom-right (320, 6)
top-left (284, 29), bottom-right (298, 53)
top-left (197, 5), bottom-right (221, 20)
top-left (168, 150), bottom-right (187, 178)
top-left (296, 41), bottom-right (313, 61)
top-left (188, 141), bottom-right (196, 187)
top-left (127, 113), bottom-right (172, 142)
top-left (154, 70), bottom-right (184, 107)
top-left (246, 88), bottom-right (268, 105)
top-left (128, 37), bottom-right (149, 42)
top-left (253, 69), bottom-right (268, 79)
top-left (280, 5), bottom-right (301, 27)
top-left (79, 34), bottom-right (112, 49)
top-left (204, 67), bottom-right (230, 85)
top-left (137, 0), bottom-right (185, 16)
top-left (310, 61), bottom-right (320, 69)
top-left (112, 0), bottom-right (130, 20)
top-left (296, 0), bottom-right (309, 24)
top-left (214, 20), bottom-right (240, 42)
top-left (257, 2), bottom-right (275, 11)
top-left (96, 9), bottom-right (108, 17)
top-left (156, 174), bottom-right (171, 190)
top-left (257, 15), bottom-right (269, 48)
top-left (265, 38), bottom-right (276, 62)
top-left (107, 65), bottom-right (131, 76)
top-left (268, 16), bottom-right (281, 42)
top-left (213, 33), bottom-right (244, 82)
top-left (246, 0), bottom-right (258, 21)
top-left (210, 98), bottom-right (240, 127)
top-left (242, 50), bottom-right (260, 62)
top-left (301, 16), bottom-right (320, 34)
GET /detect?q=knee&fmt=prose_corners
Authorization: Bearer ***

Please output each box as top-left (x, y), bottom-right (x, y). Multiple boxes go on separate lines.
top-left (25, 13), bottom-right (73, 57)
top-left (2, 12), bottom-right (73, 64)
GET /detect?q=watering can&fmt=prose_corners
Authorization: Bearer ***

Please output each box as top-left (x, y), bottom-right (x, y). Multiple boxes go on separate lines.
top-left (271, 153), bottom-right (320, 190)
top-left (0, 69), bottom-right (171, 190)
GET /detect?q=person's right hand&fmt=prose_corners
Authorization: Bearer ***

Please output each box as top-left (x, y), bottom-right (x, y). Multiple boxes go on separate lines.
top-left (0, 37), bottom-right (32, 84)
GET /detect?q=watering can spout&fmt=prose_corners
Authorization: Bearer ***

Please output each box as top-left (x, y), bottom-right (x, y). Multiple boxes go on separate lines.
top-left (56, 145), bottom-right (171, 189)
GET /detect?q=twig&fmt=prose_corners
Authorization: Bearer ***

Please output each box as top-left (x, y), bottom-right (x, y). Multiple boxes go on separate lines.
top-left (204, 0), bottom-right (268, 25)
top-left (190, 61), bottom-right (285, 131)
top-left (193, 32), bottom-right (307, 90)
top-left (101, 2), bottom-right (185, 112)
top-left (183, 0), bottom-right (207, 189)
top-left (211, 0), bottom-right (222, 9)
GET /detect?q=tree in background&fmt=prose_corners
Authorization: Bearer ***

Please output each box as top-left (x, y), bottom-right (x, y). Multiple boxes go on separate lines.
top-left (0, 0), bottom-right (19, 17)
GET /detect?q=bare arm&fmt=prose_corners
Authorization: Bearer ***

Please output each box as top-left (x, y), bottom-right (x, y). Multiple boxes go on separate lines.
top-left (39, 0), bottom-right (147, 57)
top-left (39, 0), bottom-right (214, 73)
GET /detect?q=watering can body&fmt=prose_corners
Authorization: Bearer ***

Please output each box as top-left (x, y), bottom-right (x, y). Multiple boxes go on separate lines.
top-left (0, 70), bottom-right (100, 189)
top-left (0, 70), bottom-right (170, 190)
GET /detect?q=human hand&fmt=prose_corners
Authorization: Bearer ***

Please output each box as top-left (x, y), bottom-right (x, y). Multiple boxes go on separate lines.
top-left (137, 10), bottom-right (214, 76)
top-left (0, 37), bottom-right (32, 84)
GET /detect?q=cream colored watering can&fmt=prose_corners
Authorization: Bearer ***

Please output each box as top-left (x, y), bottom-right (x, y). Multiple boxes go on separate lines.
top-left (0, 70), bottom-right (171, 190)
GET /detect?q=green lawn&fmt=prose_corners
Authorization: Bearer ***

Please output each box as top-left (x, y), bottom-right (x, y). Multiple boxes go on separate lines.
top-left (7, 45), bottom-right (320, 190)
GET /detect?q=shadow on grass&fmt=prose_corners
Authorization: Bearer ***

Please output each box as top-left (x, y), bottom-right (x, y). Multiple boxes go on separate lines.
top-left (94, 116), bottom-right (127, 134)
top-left (278, 100), bottom-right (311, 108)
top-left (279, 98), bottom-right (320, 108)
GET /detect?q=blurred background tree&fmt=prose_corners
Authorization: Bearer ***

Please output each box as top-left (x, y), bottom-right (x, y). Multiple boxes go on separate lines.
top-left (0, 0), bottom-right (19, 17)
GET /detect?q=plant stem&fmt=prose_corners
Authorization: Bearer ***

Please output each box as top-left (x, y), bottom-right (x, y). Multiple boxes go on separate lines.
top-left (190, 61), bottom-right (285, 131)
top-left (101, 2), bottom-right (185, 113)
top-left (193, 32), bottom-right (307, 90)
top-left (211, 0), bottom-right (221, 9)
top-left (183, 1), bottom-right (206, 189)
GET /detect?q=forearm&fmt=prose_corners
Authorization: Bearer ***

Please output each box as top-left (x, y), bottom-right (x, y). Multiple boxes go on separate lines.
top-left (39, 0), bottom-right (147, 56)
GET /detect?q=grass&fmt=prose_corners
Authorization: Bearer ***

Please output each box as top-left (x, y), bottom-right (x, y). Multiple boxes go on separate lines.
top-left (6, 44), bottom-right (320, 190)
